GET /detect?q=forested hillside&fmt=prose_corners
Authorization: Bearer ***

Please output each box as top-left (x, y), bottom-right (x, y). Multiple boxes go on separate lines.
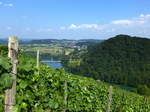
top-left (1, 42), bottom-right (150, 112)
top-left (79, 35), bottom-right (150, 88)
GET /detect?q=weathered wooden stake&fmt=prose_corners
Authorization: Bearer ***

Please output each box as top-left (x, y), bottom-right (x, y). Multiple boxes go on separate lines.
top-left (64, 81), bottom-right (68, 112)
top-left (37, 50), bottom-right (40, 68)
top-left (144, 96), bottom-right (148, 104)
top-left (5, 36), bottom-right (18, 112)
top-left (106, 86), bottom-right (113, 112)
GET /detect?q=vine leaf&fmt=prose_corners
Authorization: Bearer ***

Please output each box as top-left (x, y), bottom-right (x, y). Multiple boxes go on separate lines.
top-left (0, 57), bottom-right (11, 70)
top-left (0, 73), bottom-right (13, 89)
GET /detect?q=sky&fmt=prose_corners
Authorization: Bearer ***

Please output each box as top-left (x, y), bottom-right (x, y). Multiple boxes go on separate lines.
top-left (0, 0), bottom-right (150, 39)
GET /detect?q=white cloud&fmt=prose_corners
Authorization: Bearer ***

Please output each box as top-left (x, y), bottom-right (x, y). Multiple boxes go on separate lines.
top-left (57, 14), bottom-right (150, 39)
top-left (4, 3), bottom-right (13, 7)
top-left (112, 14), bottom-right (150, 26)
top-left (2, 14), bottom-right (150, 39)
top-left (112, 20), bottom-right (133, 25)
top-left (60, 26), bottom-right (66, 30)
top-left (68, 24), bottom-right (78, 29)
top-left (62, 24), bottom-right (103, 30)
top-left (0, 2), bottom-right (14, 7)
top-left (140, 14), bottom-right (150, 18)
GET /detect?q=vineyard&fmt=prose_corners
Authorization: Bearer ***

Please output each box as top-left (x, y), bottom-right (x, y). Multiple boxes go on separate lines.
top-left (0, 40), bottom-right (150, 112)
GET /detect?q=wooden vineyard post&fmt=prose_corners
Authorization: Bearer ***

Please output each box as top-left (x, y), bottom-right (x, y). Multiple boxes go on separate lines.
top-left (5, 36), bottom-right (18, 112)
top-left (37, 50), bottom-right (40, 68)
top-left (36, 50), bottom-right (40, 75)
top-left (106, 86), bottom-right (113, 112)
top-left (144, 96), bottom-right (148, 104)
top-left (64, 81), bottom-right (68, 112)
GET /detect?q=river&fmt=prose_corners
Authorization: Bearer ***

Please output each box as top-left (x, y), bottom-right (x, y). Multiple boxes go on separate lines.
top-left (41, 59), bottom-right (63, 69)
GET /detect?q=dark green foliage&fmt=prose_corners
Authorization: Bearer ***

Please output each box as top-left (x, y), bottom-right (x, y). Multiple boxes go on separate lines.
top-left (0, 56), bottom-right (11, 70)
top-left (0, 56), bottom-right (12, 91)
top-left (0, 47), bottom-right (13, 111)
top-left (0, 73), bottom-right (13, 90)
top-left (137, 85), bottom-right (150, 96)
top-left (62, 48), bottom-right (86, 73)
top-left (0, 45), bottom-right (8, 56)
top-left (80, 35), bottom-right (150, 88)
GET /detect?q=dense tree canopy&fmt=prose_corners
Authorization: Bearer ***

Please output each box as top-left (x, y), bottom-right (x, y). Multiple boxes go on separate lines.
top-left (80, 35), bottom-right (150, 88)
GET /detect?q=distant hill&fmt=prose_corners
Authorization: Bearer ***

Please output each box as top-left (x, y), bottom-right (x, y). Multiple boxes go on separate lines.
top-left (0, 38), bottom-right (103, 46)
top-left (21, 39), bottom-right (103, 46)
top-left (0, 39), bottom-right (7, 45)
top-left (24, 39), bottom-right (60, 44)
top-left (75, 39), bottom-right (103, 46)
top-left (79, 35), bottom-right (150, 88)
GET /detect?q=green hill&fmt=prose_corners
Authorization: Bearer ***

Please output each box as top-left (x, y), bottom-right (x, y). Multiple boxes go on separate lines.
top-left (0, 43), bottom-right (150, 112)
top-left (79, 35), bottom-right (150, 88)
